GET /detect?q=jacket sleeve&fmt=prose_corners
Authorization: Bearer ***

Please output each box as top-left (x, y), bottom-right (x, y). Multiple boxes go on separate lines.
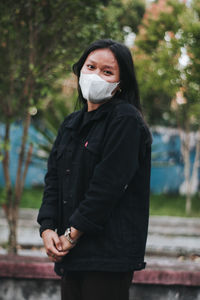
top-left (69, 115), bottom-right (142, 234)
top-left (37, 124), bottom-right (63, 232)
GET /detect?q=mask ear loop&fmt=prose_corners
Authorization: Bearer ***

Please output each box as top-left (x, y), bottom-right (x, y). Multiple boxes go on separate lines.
top-left (117, 81), bottom-right (122, 93)
top-left (117, 82), bottom-right (122, 93)
top-left (111, 82), bottom-right (121, 96)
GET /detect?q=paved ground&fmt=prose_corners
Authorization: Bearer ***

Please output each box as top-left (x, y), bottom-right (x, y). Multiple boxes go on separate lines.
top-left (0, 208), bottom-right (200, 269)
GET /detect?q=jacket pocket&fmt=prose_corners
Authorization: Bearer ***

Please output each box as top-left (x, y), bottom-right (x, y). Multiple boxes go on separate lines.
top-left (84, 139), bottom-right (101, 156)
top-left (82, 139), bottom-right (102, 177)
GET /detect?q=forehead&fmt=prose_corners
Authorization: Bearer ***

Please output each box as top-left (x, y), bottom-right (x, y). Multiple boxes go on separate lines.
top-left (85, 48), bottom-right (118, 68)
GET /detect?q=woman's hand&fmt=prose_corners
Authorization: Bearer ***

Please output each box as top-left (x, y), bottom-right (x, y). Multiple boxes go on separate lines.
top-left (59, 235), bottom-right (76, 252)
top-left (42, 229), bottom-right (69, 262)
top-left (59, 227), bottom-right (83, 252)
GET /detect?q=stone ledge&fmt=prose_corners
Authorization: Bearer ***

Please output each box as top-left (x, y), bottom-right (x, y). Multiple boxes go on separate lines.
top-left (1, 255), bottom-right (200, 286)
top-left (0, 255), bottom-right (59, 280)
top-left (133, 269), bottom-right (200, 286)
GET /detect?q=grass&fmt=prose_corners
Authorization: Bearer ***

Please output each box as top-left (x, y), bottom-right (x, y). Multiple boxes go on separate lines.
top-left (150, 193), bottom-right (200, 218)
top-left (0, 188), bottom-right (200, 217)
top-left (20, 187), bottom-right (44, 209)
top-left (0, 187), bottom-right (43, 209)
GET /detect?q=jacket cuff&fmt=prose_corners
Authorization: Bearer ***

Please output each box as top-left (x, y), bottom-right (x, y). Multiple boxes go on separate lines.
top-left (39, 219), bottom-right (56, 237)
top-left (69, 209), bottom-right (103, 234)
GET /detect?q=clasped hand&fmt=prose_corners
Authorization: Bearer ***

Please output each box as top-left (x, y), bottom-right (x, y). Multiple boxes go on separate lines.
top-left (42, 229), bottom-right (75, 262)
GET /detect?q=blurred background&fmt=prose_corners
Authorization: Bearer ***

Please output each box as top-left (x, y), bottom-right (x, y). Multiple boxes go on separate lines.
top-left (0, 1), bottom-right (200, 299)
top-left (0, 0), bottom-right (199, 254)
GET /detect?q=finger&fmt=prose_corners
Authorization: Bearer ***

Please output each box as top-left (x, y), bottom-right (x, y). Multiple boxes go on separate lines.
top-left (46, 245), bottom-right (67, 257)
top-left (48, 246), bottom-right (69, 257)
top-left (52, 234), bottom-right (63, 252)
top-left (50, 249), bottom-right (68, 257)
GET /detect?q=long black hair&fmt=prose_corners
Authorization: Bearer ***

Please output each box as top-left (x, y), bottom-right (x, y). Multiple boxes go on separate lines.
top-left (73, 39), bottom-right (142, 113)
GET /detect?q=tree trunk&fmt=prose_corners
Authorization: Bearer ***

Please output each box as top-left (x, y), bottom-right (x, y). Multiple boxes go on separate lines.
top-left (179, 123), bottom-right (192, 215)
top-left (185, 129), bottom-right (200, 215)
top-left (189, 129), bottom-right (200, 201)
top-left (1, 1), bottom-right (36, 254)
top-left (186, 189), bottom-right (192, 216)
top-left (2, 113), bottom-right (32, 253)
top-left (14, 112), bottom-right (31, 208)
top-left (1, 121), bottom-right (18, 253)
top-left (7, 211), bottom-right (18, 254)
top-left (185, 130), bottom-right (191, 215)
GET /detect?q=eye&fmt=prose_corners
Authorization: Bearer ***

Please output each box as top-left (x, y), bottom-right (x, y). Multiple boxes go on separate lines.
top-left (87, 64), bottom-right (95, 70)
top-left (103, 70), bottom-right (113, 75)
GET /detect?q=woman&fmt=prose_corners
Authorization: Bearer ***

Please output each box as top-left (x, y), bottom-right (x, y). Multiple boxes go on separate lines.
top-left (37, 39), bottom-right (152, 300)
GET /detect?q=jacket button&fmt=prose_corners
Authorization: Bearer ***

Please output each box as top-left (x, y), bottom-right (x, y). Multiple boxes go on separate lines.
top-left (124, 184), bottom-right (128, 190)
top-left (66, 169), bottom-right (71, 175)
top-left (63, 200), bottom-right (68, 204)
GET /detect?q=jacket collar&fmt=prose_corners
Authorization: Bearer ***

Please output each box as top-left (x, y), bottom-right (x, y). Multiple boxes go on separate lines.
top-left (65, 98), bottom-right (123, 131)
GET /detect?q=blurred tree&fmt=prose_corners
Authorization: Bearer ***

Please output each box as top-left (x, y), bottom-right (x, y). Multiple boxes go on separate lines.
top-left (0, 0), bottom-right (129, 253)
top-left (104, 0), bottom-right (145, 34)
top-left (32, 74), bottom-right (78, 164)
top-left (134, 0), bottom-right (200, 214)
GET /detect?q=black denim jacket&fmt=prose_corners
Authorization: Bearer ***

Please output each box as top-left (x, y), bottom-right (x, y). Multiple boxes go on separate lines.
top-left (37, 98), bottom-right (152, 276)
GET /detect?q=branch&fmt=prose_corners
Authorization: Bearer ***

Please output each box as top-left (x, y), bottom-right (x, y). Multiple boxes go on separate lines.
top-left (20, 2), bottom-right (36, 109)
top-left (14, 112), bottom-right (31, 206)
top-left (2, 121), bottom-right (13, 219)
top-left (21, 142), bottom-right (33, 193)
top-left (13, 3), bottom-right (35, 204)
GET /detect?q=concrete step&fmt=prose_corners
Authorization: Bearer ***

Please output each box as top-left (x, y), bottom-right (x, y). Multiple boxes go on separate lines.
top-left (0, 208), bottom-right (39, 225)
top-left (1, 209), bottom-right (200, 256)
top-left (149, 216), bottom-right (200, 237)
top-left (145, 254), bottom-right (200, 271)
top-left (146, 234), bottom-right (200, 256)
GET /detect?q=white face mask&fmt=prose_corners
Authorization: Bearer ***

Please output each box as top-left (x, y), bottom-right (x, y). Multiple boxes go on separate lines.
top-left (79, 72), bottom-right (119, 104)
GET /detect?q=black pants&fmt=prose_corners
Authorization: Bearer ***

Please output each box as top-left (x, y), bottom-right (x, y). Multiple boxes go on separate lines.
top-left (61, 271), bottom-right (134, 300)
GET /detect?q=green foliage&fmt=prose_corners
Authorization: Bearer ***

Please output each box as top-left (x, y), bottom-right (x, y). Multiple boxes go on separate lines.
top-left (32, 84), bottom-right (77, 162)
top-left (0, 0), bottom-right (128, 122)
top-left (104, 0), bottom-right (145, 34)
top-left (0, 0), bottom-right (146, 123)
top-left (134, 0), bottom-right (200, 127)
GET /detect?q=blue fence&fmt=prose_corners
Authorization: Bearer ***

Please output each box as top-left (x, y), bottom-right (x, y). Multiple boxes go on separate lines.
top-left (0, 123), bottom-right (198, 194)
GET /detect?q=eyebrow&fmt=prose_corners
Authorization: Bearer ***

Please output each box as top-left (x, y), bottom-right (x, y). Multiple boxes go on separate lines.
top-left (103, 65), bottom-right (115, 70)
top-left (87, 59), bottom-right (116, 70)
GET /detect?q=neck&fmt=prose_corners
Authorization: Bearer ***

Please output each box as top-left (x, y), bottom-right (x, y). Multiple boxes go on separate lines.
top-left (87, 101), bottom-right (102, 112)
